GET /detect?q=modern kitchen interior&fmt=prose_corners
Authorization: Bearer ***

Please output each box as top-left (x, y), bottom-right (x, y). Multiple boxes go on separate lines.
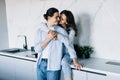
top-left (0, 0), bottom-right (120, 80)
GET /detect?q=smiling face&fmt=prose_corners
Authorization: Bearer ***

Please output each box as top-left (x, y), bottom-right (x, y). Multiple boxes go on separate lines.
top-left (48, 12), bottom-right (59, 27)
top-left (59, 13), bottom-right (67, 28)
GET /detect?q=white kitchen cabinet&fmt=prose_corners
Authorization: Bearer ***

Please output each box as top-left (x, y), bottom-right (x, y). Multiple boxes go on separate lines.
top-left (107, 73), bottom-right (120, 80)
top-left (0, 55), bottom-right (37, 80)
top-left (87, 71), bottom-right (120, 80)
top-left (73, 70), bottom-right (87, 80)
top-left (0, 56), bottom-right (15, 80)
top-left (15, 59), bottom-right (37, 80)
top-left (87, 72), bottom-right (107, 80)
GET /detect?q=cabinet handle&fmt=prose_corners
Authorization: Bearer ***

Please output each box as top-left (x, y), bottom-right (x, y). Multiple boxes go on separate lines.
top-left (81, 69), bottom-right (107, 76)
top-left (72, 68), bottom-right (107, 76)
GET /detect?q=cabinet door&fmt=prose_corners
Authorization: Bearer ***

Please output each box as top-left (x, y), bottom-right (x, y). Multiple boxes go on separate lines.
top-left (107, 73), bottom-right (120, 80)
top-left (87, 72), bottom-right (107, 80)
top-left (73, 70), bottom-right (87, 80)
top-left (15, 59), bottom-right (37, 80)
top-left (0, 56), bottom-right (15, 80)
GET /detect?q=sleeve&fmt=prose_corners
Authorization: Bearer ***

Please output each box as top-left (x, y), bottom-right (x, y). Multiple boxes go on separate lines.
top-left (34, 29), bottom-right (43, 54)
top-left (40, 25), bottom-right (49, 33)
top-left (69, 29), bottom-right (75, 44)
top-left (57, 28), bottom-right (77, 59)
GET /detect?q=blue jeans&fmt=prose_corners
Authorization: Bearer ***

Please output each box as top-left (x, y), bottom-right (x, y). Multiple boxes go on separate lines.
top-left (37, 59), bottom-right (61, 80)
top-left (61, 54), bottom-right (72, 80)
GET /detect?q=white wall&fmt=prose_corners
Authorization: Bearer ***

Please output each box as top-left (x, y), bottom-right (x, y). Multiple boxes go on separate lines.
top-left (0, 0), bottom-right (9, 50)
top-left (5, 0), bottom-right (120, 60)
top-left (91, 0), bottom-right (120, 60)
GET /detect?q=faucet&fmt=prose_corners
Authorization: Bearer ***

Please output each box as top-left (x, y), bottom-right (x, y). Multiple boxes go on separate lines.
top-left (17, 35), bottom-right (28, 50)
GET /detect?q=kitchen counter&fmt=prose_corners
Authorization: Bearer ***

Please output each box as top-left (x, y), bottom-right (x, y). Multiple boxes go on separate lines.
top-left (0, 50), bottom-right (37, 62)
top-left (73, 58), bottom-right (120, 76)
top-left (0, 51), bottom-right (120, 76)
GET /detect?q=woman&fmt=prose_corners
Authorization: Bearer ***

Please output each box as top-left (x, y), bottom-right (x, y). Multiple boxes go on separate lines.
top-left (59, 10), bottom-right (82, 80)
top-left (34, 8), bottom-right (80, 80)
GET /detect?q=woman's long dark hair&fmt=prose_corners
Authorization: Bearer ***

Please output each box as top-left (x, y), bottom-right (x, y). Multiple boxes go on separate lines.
top-left (60, 10), bottom-right (77, 36)
top-left (44, 7), bottom-right (59, 20)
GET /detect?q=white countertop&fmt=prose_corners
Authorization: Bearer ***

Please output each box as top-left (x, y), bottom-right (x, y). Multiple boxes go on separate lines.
top-left (0, 51), bottom-right (120, 76)
top-left (72, 57), bottom-right (120, 76)
top-left (0, 50), bottom-right (37, 62)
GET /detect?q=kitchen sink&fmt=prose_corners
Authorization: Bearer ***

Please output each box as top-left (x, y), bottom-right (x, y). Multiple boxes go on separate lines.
top-left (0, 48), bottom-right (28, 53)
top-left (106, 61), bottom-right (120, 66)
top-left (26, 53), bottom-right (38, 58)
top-left (25, 54), bottom-right (36, 58)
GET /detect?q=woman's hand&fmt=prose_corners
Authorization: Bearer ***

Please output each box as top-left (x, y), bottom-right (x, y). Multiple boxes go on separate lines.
top-left (41, 30), bottom-right (58, 49)
top-left (74, 62), bottom-right (83, 70)
top-left (73, 58), bottom-right (83, 70)
top-left (47, 30), bottom-right (58, 40)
